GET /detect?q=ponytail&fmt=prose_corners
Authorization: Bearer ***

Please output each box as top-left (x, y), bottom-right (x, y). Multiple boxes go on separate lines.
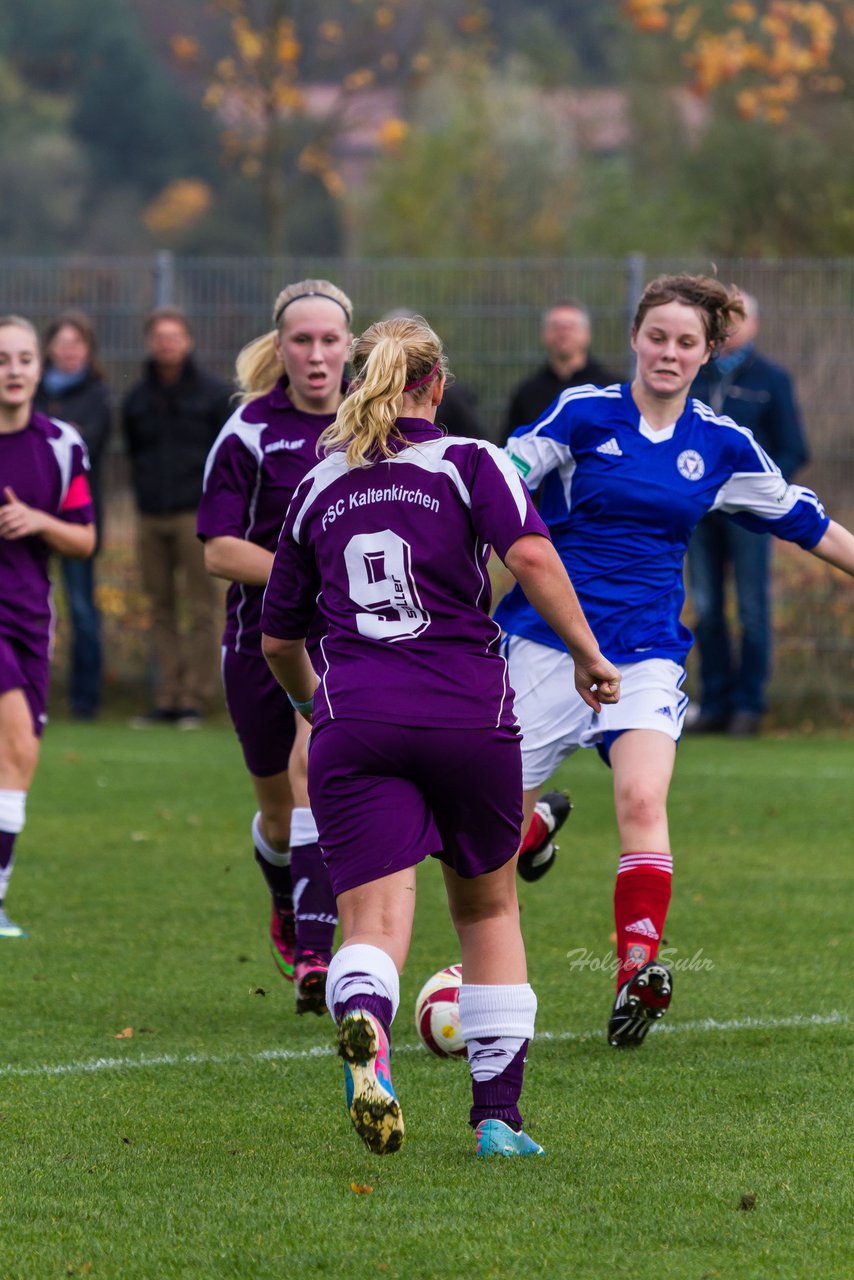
top-left (319, 316), bottom-right (446, 469)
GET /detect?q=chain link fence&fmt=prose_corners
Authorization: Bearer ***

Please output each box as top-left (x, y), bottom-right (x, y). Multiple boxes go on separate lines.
top-left (2, 253), bottom-right (852, 717)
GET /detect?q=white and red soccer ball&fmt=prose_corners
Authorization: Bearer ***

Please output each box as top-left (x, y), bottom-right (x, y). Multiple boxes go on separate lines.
top-left (414, 964), bottom-right (466, 1058)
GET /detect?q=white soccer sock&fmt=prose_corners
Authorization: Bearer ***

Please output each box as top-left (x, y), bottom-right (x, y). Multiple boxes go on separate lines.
top-left (252, 811), bottom-right (290, 866)
top-left (289, 806), bottom-right (319, 847)
top-left (327, 943), bottom-right (400, 1023)
top-left (0, 790), bottom-right (26, 903)
top-left (0, 790), bottom-right (26, 835)
top-left (459, 983), bottom-right (538, 1081)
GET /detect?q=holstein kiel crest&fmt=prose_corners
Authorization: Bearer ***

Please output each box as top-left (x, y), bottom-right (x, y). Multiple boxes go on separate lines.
top-left (677, 449), bottom-right (705, 481)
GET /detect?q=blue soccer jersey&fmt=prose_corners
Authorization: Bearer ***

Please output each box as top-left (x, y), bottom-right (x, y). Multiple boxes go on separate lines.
top-left (495, 383), bottom-right (830, 665)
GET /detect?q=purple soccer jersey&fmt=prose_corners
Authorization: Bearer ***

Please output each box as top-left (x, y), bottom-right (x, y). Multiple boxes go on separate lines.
top-left (0, 411), bottom-right (94, 661)
top-left (261, 419), bottom-right (551, 730)
top-left (197, 380), bottom-right (341, 653)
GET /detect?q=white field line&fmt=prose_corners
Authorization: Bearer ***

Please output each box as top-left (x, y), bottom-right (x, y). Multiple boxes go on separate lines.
top-left (0, 1011), bottom-right (847, 1082)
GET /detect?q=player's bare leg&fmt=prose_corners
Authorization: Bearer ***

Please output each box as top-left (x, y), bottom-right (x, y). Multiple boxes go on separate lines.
top-left (0, 689), bottom-right (40, 939)
top-left (444, 861), bottom-right (543, 1157)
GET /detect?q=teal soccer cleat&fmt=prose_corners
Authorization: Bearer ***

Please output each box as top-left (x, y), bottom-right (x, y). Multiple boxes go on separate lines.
top-left (475, 1118), bottom-right (545, 1158)
top-left (0, 908), bottom-right (27, 939)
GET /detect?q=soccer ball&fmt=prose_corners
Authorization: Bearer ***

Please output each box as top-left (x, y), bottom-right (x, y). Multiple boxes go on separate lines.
top-left (414, 964), bottom-right (467, 1058)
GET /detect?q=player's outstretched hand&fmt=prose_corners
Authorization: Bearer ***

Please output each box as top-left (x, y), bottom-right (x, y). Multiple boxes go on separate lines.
top-left (574, 654), bottom-right (621, 714)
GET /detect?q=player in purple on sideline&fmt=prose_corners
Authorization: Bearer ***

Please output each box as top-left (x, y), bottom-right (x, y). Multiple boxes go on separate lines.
top-left (198, 281), bottom-right (350, 1014)
top-left (0, 316), bottom-right (96, 938)
top-left (497, 273), bottom-right (854, 1049)
top-left (261, 316), bottom-right (620, 1157)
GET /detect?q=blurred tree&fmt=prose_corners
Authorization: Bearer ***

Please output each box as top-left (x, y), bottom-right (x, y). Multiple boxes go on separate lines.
top-left (621, 0), bottom-right (848, 122)
top-left (0, 0), bottom-right (218, 248)
top-left (355, 48), bottom-right (579, 256)
top-left (169, 0), bottom-right (489, 253)
top-left (568, 81), bottom-right (854, 257)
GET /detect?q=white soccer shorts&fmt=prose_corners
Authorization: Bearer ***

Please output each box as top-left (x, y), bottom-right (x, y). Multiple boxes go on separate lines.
top-left (504, 635), bottom-right (688, 789)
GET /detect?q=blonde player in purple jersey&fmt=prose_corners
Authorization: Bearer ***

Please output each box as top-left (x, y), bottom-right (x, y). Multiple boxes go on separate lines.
top-left (198, 281), bottom-right (352, 1015)
top-left (261, 316), bottom-right (620, 1157)
top-left (0, 317), bottom-right (96, 938)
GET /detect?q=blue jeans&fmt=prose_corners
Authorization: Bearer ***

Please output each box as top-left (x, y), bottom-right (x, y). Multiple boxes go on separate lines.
top-left (60, 556), bottom-right (102, 717)
top-left (686, 513), bottom-right (770, 718)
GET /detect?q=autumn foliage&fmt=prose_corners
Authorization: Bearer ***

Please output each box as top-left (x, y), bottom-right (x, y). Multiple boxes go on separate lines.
top-left (622, 0), bottom-right (846, 120)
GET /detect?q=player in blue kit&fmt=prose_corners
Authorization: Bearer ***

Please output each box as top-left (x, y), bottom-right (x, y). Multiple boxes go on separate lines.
top-left (261, 316), bottom-right (620, 1157)
top-left (0, 316), bottom-right (96, 938)
top-left (198, 281), bottom-right (351, 1014)
top-left (497, 274), bottom-right (854, 1047)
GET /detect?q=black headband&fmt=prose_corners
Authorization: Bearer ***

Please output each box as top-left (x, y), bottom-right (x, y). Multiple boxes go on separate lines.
top-left (274, 292), bottom-right (351, 326)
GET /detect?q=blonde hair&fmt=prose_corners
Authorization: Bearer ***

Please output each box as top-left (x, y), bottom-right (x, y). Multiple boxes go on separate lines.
top-left (0, 314), bottom-right (40, 347)
top-left (235, 278), bottom-right (354, 405)
top-left (320, 316), bottom-right (447, 469)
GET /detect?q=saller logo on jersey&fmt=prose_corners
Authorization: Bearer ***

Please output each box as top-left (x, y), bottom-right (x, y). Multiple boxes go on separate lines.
top-left (508, 452), bottom-right (531, 478)
top-left (677, 449), bottom-right (705, 481)
top-left (265, 438), bottom-right (306, 454)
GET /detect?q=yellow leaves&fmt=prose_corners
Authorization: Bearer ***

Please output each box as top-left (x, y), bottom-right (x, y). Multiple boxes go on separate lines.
top-left (272, 80), bottom-right (304, 113)
top-left (673, 4), bottom-right (702, 41)
top-left (297, 145), bottom-right (345, 198)
top-left (374, 5), bottom-right (396, 29)
top-left (142, 180), bottom-right (213, 237)
top-left (275, 20), bottom-right (302, 66)
top-left (232, 16), bottom-right (265, 65)
top-left (625, 0), bottom-right (844, 121)
top-left (169, 35), bottom-right (200, 64)
top-left (113, 1027), bottom-right (133, 1039)
top-left (343, 67), bottom-right (376, 91)
top-left (622, 0), bottom-right (673, 33)
top-left (378, 116), bottom-right (409, 152)
top-left (350, 1182), bottom-right (373, 1194)
top-left (318, 20), bottom-right (344, 44)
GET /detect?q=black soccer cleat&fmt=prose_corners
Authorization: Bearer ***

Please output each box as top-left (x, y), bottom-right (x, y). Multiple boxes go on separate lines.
top-left (607, 960), bottom-right (673, 1048)
top-left (517, 791), bottom-right (572, 883)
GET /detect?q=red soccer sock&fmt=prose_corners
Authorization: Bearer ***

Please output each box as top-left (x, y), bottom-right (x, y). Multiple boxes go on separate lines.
top-left (519, 810), bottom-right (549, 857)
top-left (613, 852), bottom-right (673, 990)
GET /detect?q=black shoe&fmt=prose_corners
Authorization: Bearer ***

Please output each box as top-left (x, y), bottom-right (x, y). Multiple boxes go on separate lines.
top-left (607, 960), bottom-right (673, 1048)
top-left (727, 710), bottom-right (761, 738)
top-left (517, 791), bottom-right (572, 883)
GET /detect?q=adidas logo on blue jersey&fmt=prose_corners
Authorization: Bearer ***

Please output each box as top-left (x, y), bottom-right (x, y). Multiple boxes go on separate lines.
top-left (655, 705), bottom-right (674, 719)
top-left (596, 437), bottom-right (623, 457)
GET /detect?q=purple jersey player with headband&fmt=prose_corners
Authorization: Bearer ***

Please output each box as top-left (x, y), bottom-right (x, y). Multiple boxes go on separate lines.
top-left (261, 315), bottom-right (620, 1159)
top-left (0, 316), bottom-right (96, 939)
top-left (198, 279), bottom-right (352, 1015)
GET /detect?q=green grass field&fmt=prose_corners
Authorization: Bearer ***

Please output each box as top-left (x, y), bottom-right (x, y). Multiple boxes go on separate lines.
top-left (2, 721), bottom-right (852, 1280)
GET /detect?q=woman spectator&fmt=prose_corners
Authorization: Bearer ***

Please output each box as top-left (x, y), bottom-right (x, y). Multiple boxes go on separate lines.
top-left (36, 311), bottom-right (110, 720)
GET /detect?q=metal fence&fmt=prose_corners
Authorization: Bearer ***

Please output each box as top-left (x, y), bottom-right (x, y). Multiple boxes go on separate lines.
top-left (2, 253), bottom-right (853, 715)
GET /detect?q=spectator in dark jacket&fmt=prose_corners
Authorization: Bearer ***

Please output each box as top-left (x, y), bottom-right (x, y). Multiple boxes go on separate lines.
top-left (36, 311), bottom-right (111, 720)
top-left (686, 291), bottom-right (809, 736)
top-left (504, 300), bottom-right (620, 440)
top-left (123, 308), bottom-right (231, 727)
